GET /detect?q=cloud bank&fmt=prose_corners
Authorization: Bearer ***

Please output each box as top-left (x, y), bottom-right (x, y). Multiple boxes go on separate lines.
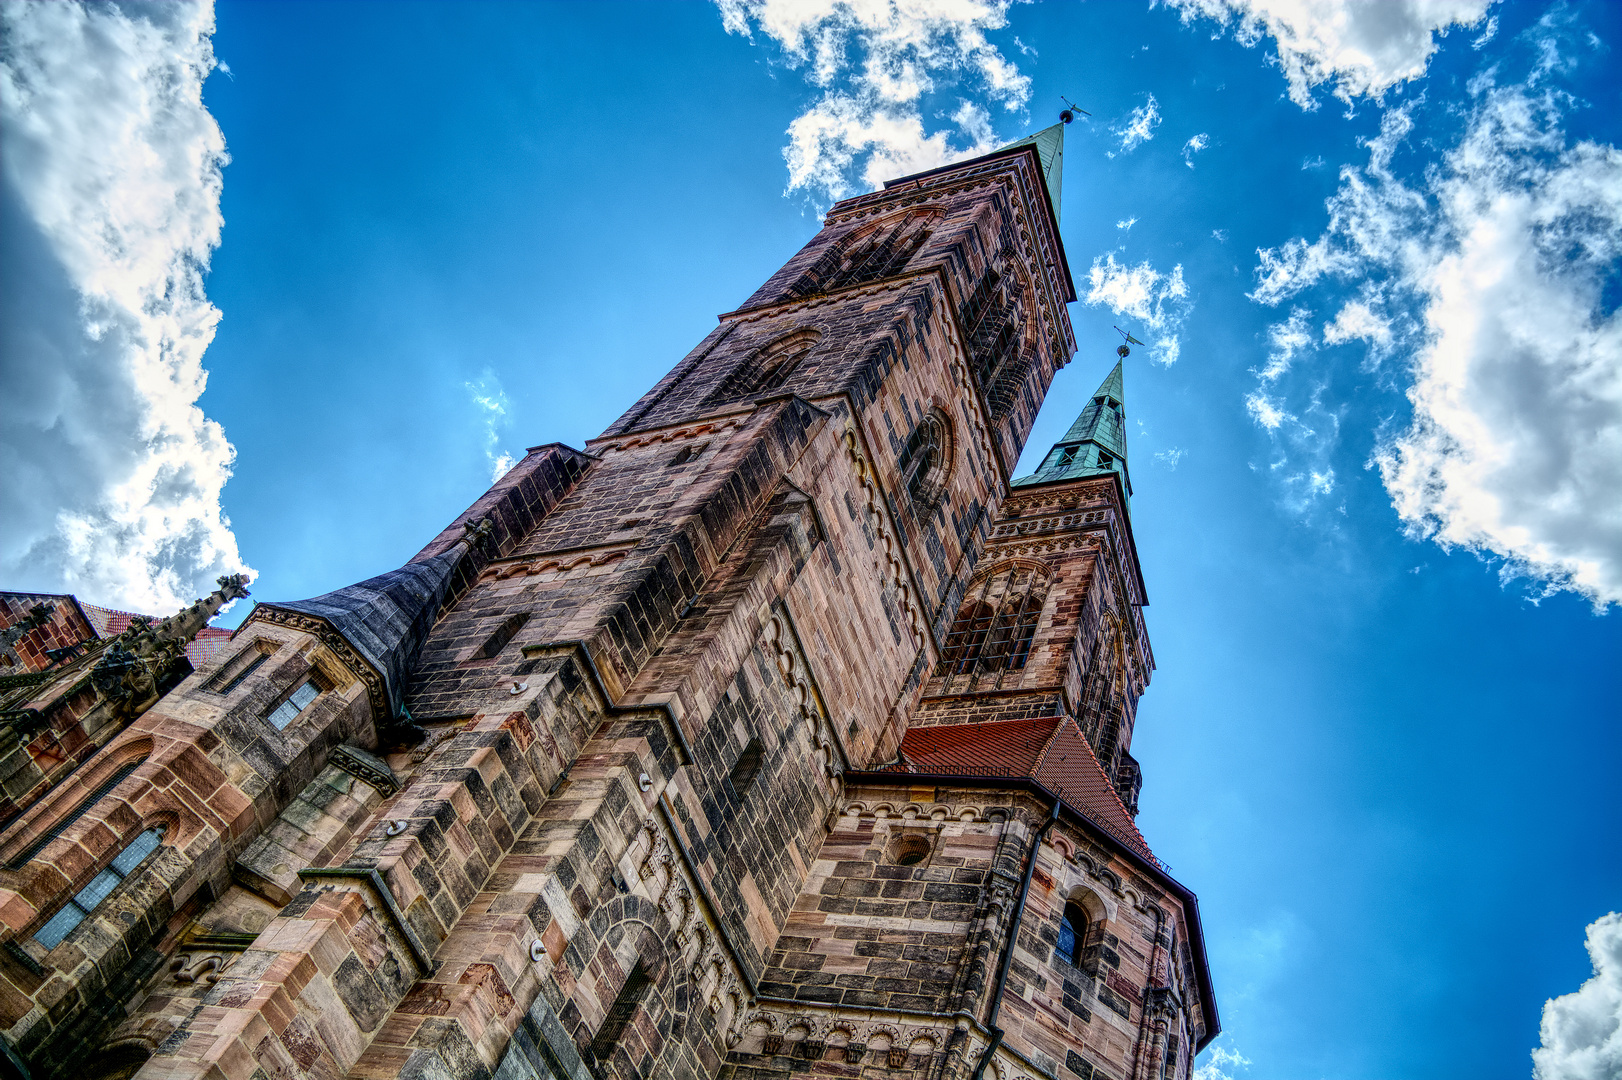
top-left (1533, 912), bottom-right (1622, 1080)
top-left (1164, 0), bottom-right (1493, 109)
top-left (1247, 78), bottom-right (1622, 606)
top-left (0, 0), bottom-right (250, 613)
top-left (716, 0), bottom-right (1030, 201)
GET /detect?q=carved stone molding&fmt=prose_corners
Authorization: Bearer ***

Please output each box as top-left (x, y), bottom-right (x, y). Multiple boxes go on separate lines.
top-left (629, 813), bottom-right (751, 1048)
top-left (765, 605), bottom-right (847, 786)
top-left (243, 608), bottom-right (389, 721)
top-left (330, 744), bottom-right (400, 796)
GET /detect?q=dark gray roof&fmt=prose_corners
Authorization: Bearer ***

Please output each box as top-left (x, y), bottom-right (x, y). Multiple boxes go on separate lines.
top-left (258, 543), bottom-right (466, 715)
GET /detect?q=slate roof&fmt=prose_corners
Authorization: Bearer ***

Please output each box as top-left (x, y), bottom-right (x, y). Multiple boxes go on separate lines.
top-left (254, 543), bottom-right (468, 716)
top-left (887, 716), bottom-right (1155, 863)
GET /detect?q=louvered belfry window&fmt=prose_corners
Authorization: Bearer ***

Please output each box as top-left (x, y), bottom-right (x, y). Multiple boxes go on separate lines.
top-left (938, 564), bottom-right (1051, 679)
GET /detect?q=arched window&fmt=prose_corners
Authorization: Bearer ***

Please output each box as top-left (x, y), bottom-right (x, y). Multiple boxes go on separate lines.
top-left (940, 601), bottom-right (995, 674)
top-left (987, 597), bottom-right (1041, 669)
top-left (34, 827), bottom-right (164, 949)
top-left (706, 329), bottom-right (821, 405)
top-left (1056, 901), bottom-right (1088, 966)
top-left (938, 564), bottom-right (1050, 679)
top-left (959, 260), bottom-right (1031, 419)
top-left (787, 212), bottom-right (938, 299)
top-left (899, 411), bottom-right (950, 512)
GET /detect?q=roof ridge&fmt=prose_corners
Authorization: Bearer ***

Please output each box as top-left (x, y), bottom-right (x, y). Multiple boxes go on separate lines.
top-left (1056, 716), bottom-right (1153, 853)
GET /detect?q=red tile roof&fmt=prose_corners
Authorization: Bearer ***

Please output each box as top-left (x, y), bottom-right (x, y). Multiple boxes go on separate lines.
top-left (77, 603), bottom-right (233, 670)
top-left (887, 715), bottom-right (1156, 863)
top-left (79, 603), bottom-right (143, 638)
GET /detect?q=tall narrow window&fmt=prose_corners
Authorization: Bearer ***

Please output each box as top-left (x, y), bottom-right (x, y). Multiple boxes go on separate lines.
top-left (728, 738), bottom-right (764, 800)
top-left (899, 412), bottom-right (950, 512)
top-left (1055, 901), bottom-right (1088, 966)
top-left (216, 651), bottom-right (268, 694)
top-left (589, 961), bottom-right (651, 1069)
top-left (34, 827), bottom-right (164, 949)
top-left (266, 681), bottom-right (320, 730)
top-left (937, 565), bottom-right (1050, 679)
top-left (940, 601), bottom-right (996, 675)
top-left (9, 757), bottom-right (146, 868)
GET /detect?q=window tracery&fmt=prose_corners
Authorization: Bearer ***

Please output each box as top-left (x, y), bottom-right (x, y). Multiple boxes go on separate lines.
top-left (706, 328), bottom-right (822, 405)
top-left (959, 259), bottom-right (1034, 420)
top-left (898, 409), bottom-right (952, 513)
top-left (937, 563), bottom-right (1051, 681)
top-left (786, 210), bottom-right (940, 299)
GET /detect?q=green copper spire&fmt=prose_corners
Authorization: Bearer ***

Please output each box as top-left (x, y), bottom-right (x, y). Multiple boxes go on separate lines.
top-left (1012, 359), bottom-right (1130, 496)
top-left (998, 122), bottom-right (1065, 221)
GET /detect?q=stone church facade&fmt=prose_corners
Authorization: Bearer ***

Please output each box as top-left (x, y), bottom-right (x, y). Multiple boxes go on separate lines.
top-left (0, 123), bottom-right (1217, 1080)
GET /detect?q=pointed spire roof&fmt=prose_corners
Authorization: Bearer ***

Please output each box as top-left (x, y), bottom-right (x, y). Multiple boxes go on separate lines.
top-left (997, 122), bottom-right (1065, 222)
top-left (247, 529), bottom-right (483, 716)
top-left (1012, 359), bottom-right (1131, 495)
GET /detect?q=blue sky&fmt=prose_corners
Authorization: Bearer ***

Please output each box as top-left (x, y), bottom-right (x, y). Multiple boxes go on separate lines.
top-left (2, 2), bottom-right (1619, 1078)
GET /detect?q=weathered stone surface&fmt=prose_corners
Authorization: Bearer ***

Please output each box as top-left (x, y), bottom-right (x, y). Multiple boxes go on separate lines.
top-left (0, 128), bottom-right (1216, 1080)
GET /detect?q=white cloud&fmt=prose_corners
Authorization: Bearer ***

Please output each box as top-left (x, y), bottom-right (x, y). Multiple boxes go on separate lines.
top-left (1533, 912), bottom-right (1622, 1080)
top-left (1323, 298), bottom-right (1393, 347)
top-left (1083, 252), bottom-right (1190, 365)
top-left (1117, 216), bottom-right (1138, 231)
top-left (1153, 447), bottom-right (1187, 469)
top-left (1182, 132), bottom-right (1210, 167)
top-left (1112, 94), bottom-right (1161, 154)
top-left (0, 0), bottom-right (252, 614)
top-left (1246, 71), bottom-right (1622, 606)
top-left (718, 0), bottom-right (1030, 201)
top-left (466, 373), bottom-right (515, 484)
top-left (1245, 392), bottom-right (1290, 430)
top-left (1472, 15), bottom-right (1499, 49)
top-left (1257, 307), bottom-right (1313, 382)
top-left (1164, 0), bottom-right (1495, 109)
top-left (1193, 1043), bottom-right (1251, 1080)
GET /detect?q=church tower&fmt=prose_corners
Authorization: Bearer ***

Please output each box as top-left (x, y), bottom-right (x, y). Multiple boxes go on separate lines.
top-left (0, 120), bottom-right (1216, 1080)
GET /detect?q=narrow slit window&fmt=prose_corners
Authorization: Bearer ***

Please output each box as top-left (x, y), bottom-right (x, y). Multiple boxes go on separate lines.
top-left (669, 443), bottom-right (707, 467)
top-left (728, 738), bottom-right (764, 800)
top-left (34, 827), bottom-right (163, 950)
top-left (266, 680), bottom-right (320, 730)
top-left (589, 961), bottom-right (651, 1067)
top-left (477, 612), bottom-right (530, 660)
top-left (1056, 901), bottom-right (1088, 966)
top-left (9, 757), bottom-right (146, 869)
top-left (217, 651), bottom-right (268, 694)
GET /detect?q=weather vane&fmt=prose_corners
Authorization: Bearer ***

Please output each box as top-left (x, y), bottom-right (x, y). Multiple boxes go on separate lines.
top-left (1113, 326), bottom-right (1144, 358)
top-left (1060, 96), bottom-right (1091, 124)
